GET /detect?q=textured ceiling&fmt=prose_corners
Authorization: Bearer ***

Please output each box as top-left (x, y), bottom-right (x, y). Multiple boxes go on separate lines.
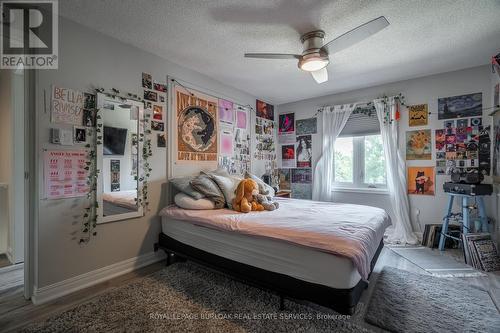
top-left (59, 0), bottom-right (500, 104)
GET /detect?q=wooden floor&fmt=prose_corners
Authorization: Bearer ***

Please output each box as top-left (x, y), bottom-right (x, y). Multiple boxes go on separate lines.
top-left (0, 248), bottom-right (498, 333)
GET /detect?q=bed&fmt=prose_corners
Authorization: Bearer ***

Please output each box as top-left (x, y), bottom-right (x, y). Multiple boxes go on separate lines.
top-left (157, 197), bottom-right (390, 314)
top-left (102, 190), bottom-right (138, 216)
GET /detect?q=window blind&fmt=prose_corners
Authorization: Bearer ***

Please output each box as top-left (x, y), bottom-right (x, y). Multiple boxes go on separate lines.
top-left (339, 107), bottom-right (380, 137)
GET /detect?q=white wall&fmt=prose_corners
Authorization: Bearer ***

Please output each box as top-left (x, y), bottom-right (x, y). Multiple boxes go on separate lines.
top-left (278, 65), bottom-right (496, 236)
top-left (0, 69), bottom-right (12, 255)
top-left (35, 17), bottom-right (261, 288)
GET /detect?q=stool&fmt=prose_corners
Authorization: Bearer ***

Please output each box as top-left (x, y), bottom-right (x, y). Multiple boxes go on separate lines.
top-left (438, 193), bottom-right (488, 251)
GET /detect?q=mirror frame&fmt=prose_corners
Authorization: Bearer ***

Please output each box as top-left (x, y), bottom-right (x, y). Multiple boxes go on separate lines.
top-left (95, 93), bottom-right (144, 224)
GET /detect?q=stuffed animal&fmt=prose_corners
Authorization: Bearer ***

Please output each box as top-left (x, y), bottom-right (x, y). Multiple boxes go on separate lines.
top-left (232, 179), bottom-right (265, 213)
top-left (254, 193), bottom-right (279, 211)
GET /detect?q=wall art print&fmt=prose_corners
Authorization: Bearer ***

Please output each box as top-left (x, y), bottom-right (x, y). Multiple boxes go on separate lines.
top-left (407, 166), bottom-right (435, 196)
top-left (408, 104), bottom-right (428, 126)
top-left (438, 92), bottom-right (482, 119)
top-left (406, 129), bottom-right (432, 160)
top-left (281, 144), bottom-right (296, 168)
top-left (218, 99), bottom-right (234, 125)
top-left (295, 135), bottom-right (312, 168)
top-left (51, 85), bottom-right (85, 125)
top-left (296, 117), bottom-right (317, 135)
top-left (175, 86), bottom-right (218, 161)
top-left (256, 99), bottom-right (274, 121)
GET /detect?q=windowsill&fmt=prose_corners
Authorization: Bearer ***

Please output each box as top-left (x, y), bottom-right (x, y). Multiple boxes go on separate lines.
top-left (332, 187), bottom-right (389, 195)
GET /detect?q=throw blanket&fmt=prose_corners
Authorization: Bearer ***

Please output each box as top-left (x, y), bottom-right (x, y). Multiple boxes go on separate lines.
top-left (160, 198), bottom-right (391, 280)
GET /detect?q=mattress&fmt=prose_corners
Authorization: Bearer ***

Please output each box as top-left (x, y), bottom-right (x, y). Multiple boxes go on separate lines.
top-left (160, 198), bottom-right (390, 280)
top-left (102, 190), bottom-right (138, 210)
top-left (162, 217), bottom-right (364, 289)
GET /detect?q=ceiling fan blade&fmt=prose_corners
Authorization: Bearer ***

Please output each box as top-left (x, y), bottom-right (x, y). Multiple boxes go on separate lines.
top-left (310, 68), bottom-right (328, 84)
top-left (322, 16), bottom-right (389, 54)
top-left (244, 53), bottom-right (301, 59)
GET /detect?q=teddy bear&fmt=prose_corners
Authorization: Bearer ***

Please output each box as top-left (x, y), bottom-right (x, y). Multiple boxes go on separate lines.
top-left (254, 193), bottom-right (279, 211)
top-left (232, 179), bottom-right (265, 213)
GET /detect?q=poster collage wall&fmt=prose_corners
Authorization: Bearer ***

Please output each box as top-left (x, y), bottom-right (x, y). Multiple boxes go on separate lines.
top-left (255, 100), bottom-right (278, 182)
top-left (45, 85), bottom-right (98, 199)
top-left (277, 114), bottom-right (317, 200)
top-left (406, 92), bottom-right (492, 196)
top-left (142, 72), bottom-right (167, 148)
top-left (173, 84), bottom-right (251, 174)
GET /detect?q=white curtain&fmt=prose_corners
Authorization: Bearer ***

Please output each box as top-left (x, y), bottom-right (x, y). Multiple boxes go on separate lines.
top-left (313, 104), bottom-right (357, 201)
top-left (373, 97), bottom-right (418, 244)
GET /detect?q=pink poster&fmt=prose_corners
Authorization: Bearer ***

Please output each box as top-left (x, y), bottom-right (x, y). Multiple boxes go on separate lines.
top-left (218, 99), bottom-right (234, 124)
top-left (220, 130), bottom-right (233, 156)
top-left (236, 110), bottom-right (247, 129)
top-left (44, 150), bottom-right (89, 199)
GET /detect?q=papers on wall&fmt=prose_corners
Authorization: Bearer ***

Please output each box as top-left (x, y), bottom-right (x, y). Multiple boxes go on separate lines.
top-left (254, 117), bottom-right (276, 161)
top-left (278, 112), bottom-right (295, 144)
top-left (296, 118), bottom-right (317, 135)
top-left (290, 168), bottom-right (312, 199)
top-left (281, 144), bottom-right (296, 168)
top-left (44, 150), bottom-right (89, 199)
top-left (218, 99), bottom-right (234, 125)
top-left (219, 128), bottom-right (233, 156)
top-left (51, 85), bottom-right (85, 125)
top-left (295, 135), bottom-right (312, 168)
top-left (408, 104), bottom-right (428, 127)
top-left (236, 109), bottom-right (247, 129)
top-left (278, 168), bottom-right (291, 191)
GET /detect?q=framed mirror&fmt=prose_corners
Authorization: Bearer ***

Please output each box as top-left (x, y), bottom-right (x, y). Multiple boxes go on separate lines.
top-left (96, 93), bottom-right (144, 223)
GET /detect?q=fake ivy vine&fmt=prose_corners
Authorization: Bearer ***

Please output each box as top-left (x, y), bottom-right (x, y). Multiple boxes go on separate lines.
top-left (80, 107), bottom-right (100, 244)
top-left (79, 88), bottom-right (153, 244)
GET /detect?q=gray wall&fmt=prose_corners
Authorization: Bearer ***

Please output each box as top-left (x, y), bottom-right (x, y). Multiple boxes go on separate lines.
top-left (35, 17), bottom-right (261, 288)
top-left (278, 65), bottom-right (497, 238)
top-left (0, 69), bottom-right (12, 254)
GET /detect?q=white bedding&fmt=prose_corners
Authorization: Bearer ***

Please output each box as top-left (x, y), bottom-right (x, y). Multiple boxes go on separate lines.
top-left (102, 190), bottom-right (137, 210)
top-left (162, 217), bottom-right (366, 289)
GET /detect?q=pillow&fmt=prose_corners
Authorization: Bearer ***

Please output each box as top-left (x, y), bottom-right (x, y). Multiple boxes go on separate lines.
top-left (190, 174), bottom-right (226, 209)
top-left (244, 171), bottom-right (275, 197)
top-left (211, 174), bottom-right (242, 209)
top-left (170, 177), bottom-right (205, 200)
top-left (201, 167), bottom-right (231, 178)
top-left (174, 193), bottom-right (215, 210)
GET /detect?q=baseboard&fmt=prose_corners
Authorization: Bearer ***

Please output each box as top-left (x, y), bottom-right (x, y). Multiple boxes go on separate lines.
top-left (31, 251), bottom-right (166, 305)
top-left (6, 246), bottom-right (14, 264)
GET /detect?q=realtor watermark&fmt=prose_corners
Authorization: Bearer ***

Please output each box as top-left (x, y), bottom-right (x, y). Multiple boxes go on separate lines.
top-left (1, 0), bottom-right (58, 69)
top-left (148, 311), bottom-right (351, 321)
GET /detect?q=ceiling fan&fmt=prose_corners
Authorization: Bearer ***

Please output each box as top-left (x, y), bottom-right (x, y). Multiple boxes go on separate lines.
top-left (244, 16), bottom-right (390, 84)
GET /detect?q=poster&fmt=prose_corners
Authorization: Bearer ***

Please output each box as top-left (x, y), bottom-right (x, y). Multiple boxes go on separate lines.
top-left (232, 128), bottom-right (251, 175)
top-left (51, 86), bottom-right (85, 125)
top-left (291, 168), bottom-right (312, 184)
top-left (153, 105), bottom-right (163, 120)
top-left (254, 117), bottom-right (275, 161)
top-left (142, 72), bottom-right (152, 89)
top-left (278, 112), bottom-right (295, 144)
top-left (256, 99), bottom-right (274, 121)
top-left (296, 135), bottom-right (312, 168)
top-left (408, 104), bottom-right (428, 126)
top-left (218, 99), bottom-right (234, 125)
top-left (291, 183), bottom-right (312, 200)
top-left (406, 130), bottom-right (432, 160)
top-left (278, 168), bottom-right (291, 191)
top-left (110, 159), bottom-right (120, 192)
top-left (157, 133), bottom-right (166, 148)
top-left (175, 86), bottom-right (218, 162)
top-left (220, 129), bottom-right (233, 157)
top-left (281, 144), bottom-right (295, 168)
top-left (438, 92), bottom-right (482, 119)
top-left (435, 129), bottom-right (445, 151)
top-left (236, 109), bottom-right (247, 129)
top-left (408, 167), bottom-right (435, 195)
top-left (44, 150), bottom-right (89, 199)
top-left (296, 118), bottom-right (317, 135)
top-left (493, 111), bottom-right (500, 182)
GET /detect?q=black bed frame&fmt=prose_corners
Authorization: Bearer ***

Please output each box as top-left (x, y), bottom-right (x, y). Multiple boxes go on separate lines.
top-left (155, 232), bottom-right (384, 315)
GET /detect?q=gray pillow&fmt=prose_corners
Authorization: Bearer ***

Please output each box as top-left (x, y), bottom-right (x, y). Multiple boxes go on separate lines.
top-left (170, 177), bottom-right (205, 200)
top-left (245, 171), bottom-right (275, 197)
top-left (201, 167), bottom-right (231, 178)
top-left (174, 193), bottom-right (215, 210)
top-left (190, 174), bottom-right (225, 209)
top-left (211, 174), bottom-right (242, 209)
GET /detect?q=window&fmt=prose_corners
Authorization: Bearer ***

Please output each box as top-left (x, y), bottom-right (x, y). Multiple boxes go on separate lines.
top-left (334, 134), bottom-right (386, 189)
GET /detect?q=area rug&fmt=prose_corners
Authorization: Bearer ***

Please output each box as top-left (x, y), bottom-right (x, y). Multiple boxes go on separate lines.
top-left (365, 266), bottom-right (500, 333)
top-left (21, 262), bottom-right (371, 333)
top-left (390, 246), bottom-right (487, 277)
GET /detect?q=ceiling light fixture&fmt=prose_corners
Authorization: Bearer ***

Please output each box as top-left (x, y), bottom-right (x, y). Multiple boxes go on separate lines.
top-left (298, 53), bottom-right (329, 72)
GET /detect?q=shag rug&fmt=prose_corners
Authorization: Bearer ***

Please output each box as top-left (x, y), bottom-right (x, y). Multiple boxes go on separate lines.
top-left (365, 266), bottom-right (500, 333)
top-left (21, 262), bottom-right (371, 333)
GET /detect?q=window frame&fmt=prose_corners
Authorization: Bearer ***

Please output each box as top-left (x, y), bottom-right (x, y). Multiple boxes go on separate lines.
top-left (333, 134), bottom-right (387, 190)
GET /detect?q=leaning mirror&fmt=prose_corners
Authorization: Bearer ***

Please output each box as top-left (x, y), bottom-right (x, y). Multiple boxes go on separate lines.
top-left (96, 93), bottom-right (144, 223)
